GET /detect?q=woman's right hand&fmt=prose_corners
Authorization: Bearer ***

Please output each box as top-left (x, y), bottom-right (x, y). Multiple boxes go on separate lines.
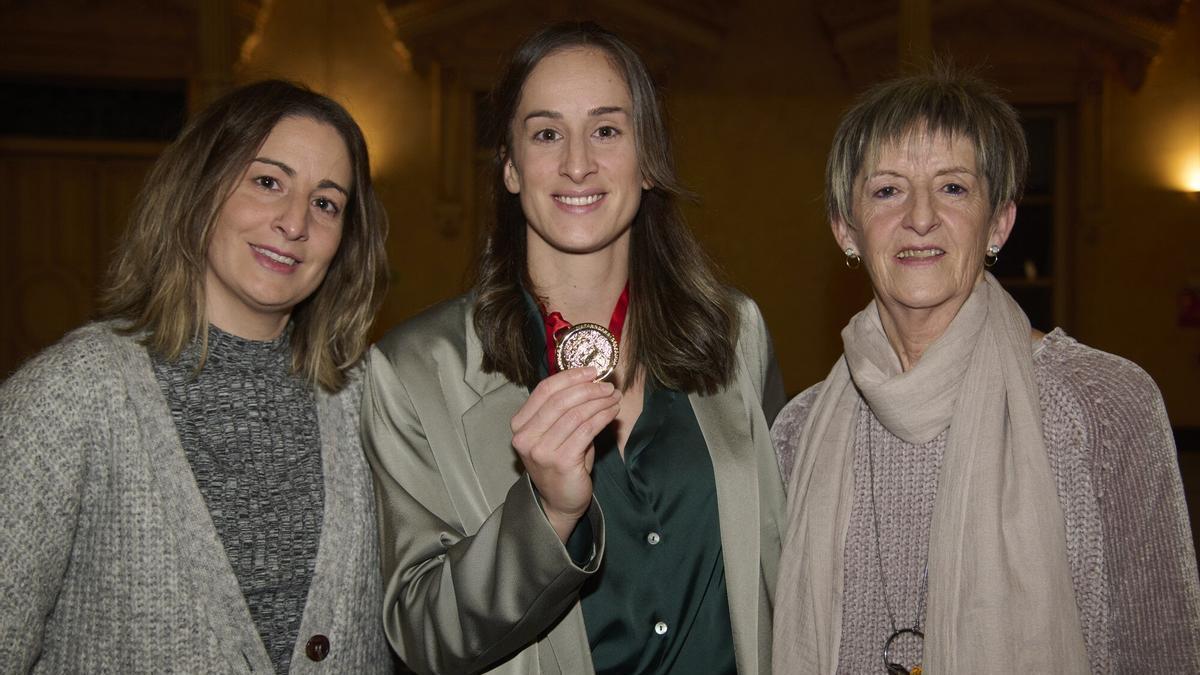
top-left (511, 366), bottom-right (621, 542)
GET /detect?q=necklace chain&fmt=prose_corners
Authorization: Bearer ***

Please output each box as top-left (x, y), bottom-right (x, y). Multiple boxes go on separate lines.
top-left (865, 408), bottom-right (929, 636)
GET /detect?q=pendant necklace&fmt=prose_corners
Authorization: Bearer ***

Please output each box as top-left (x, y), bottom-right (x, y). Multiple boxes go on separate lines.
top-left (866, 419), bottom-right (929, 675)
top-left (541, 283), bottom-right (628, 382)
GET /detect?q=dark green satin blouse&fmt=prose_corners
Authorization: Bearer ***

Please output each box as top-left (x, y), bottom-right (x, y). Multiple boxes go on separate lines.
top-left (523, 295), bottom-right (736, 675)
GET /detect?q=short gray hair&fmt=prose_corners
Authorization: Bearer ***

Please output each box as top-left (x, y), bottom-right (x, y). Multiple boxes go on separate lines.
top-left (825, 66), bottom-right (1028, 225)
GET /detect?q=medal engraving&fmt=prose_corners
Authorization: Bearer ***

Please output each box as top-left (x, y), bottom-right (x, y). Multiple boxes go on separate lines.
top-left (555, 323), bottom-right (619, 381)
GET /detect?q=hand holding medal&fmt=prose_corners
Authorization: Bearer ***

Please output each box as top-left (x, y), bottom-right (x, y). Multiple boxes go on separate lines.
top-left (511, 366), bottom-right (621, 543)
top-left (511, 285), bottom-right (630, 543)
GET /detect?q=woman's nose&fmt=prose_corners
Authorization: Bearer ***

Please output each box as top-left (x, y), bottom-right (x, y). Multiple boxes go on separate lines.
top-left (904, 190), bottom-right (938, 235)
top-left (560, 136), bottom-right (597, 183)
top-left (273, 195), bottom-right (309, 241)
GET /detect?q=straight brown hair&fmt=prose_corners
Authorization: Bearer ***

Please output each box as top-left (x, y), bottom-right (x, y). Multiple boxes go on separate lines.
top-left (473, 21), bottom-right (738, 394)
top-left (102, 79), bottom-right (389, 392)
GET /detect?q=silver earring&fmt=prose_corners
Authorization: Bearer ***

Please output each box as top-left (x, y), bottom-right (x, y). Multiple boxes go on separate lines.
top-left (844, 248), bottom-right (862, 270)
top-left (984, 244), bottom-right (1000, 268)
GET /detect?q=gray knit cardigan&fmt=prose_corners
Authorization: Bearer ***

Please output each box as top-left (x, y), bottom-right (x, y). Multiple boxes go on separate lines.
top-left (773, 329), bottom-right (1200, 673)
top-left (0, 323), bottom-right (394, 673)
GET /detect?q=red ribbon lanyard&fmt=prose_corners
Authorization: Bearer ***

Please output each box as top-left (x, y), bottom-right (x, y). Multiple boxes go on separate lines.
top-left (541, 283), bottom-right (630, 375)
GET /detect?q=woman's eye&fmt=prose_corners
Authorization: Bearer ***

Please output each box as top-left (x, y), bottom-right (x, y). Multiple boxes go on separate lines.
top-left (313, 197), bottom-right (341, 215)
top-left (944, 183), bottom-right (967, 195)
top-left (533, 129), bottom-right (561, 142)
top-left (595, 125), bottom-right (620, 139)
top-left (254, 176), bottom-right (280, 190)
top-left (873, 185), bottom-right (898, 198)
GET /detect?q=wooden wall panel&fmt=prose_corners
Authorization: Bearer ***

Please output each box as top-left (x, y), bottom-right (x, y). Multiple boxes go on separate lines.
top-left (1, 141), bottom-right (160, 378)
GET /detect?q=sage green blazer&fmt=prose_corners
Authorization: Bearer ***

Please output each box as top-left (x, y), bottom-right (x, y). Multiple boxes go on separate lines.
top-left (362, 293), bottom-right (786, 675)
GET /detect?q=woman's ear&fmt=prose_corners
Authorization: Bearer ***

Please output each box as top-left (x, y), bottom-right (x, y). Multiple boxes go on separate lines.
top-left (988, 201), bottom-right (1017, 249)
top-left (831, 215), bottom-right (859, 254)
top-left (502, 148), bottom-right (521, 195)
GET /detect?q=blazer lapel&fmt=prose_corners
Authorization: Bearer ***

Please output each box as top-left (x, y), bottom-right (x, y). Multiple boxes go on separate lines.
top-left (461, 304), bottom-right (533, 525)
top-left (691, 383), bottom-right (761, 675)
top-left (461, 387), bottom-right (529, 519)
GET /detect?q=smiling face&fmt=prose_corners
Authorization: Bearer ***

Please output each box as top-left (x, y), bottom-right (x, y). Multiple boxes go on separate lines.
top-left (204, 115), bottom-right (352, 339)
top-left (834, 130), bottom-right (1015, 329)
top-left (503, 46), bottom-right (648, 263)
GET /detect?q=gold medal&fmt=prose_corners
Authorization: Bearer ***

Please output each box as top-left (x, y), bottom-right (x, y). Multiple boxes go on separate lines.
top-left (554, 323), bottom-right (619, 381)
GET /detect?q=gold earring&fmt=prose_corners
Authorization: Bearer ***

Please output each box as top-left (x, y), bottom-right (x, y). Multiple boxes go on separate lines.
top-left (844, 248), bottom-right (862, 270)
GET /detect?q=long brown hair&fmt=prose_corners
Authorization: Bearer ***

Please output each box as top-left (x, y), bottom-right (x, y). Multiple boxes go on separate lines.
top-left (101, 79), bottom-right (389, 392)
top-left (474, 21), bottom-right (737, 394)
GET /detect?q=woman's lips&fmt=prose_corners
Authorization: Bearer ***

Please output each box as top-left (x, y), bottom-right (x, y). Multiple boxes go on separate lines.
top-left (553, 192), bottom-right (606, 213)
top-left (895, 247), bottom-right (945, 265)
top-left (250, 243), bottom-right (301, 273)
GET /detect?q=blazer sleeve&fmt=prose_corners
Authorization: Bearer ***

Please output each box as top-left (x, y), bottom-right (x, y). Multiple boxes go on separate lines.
top-left (0, 333), bottom-right (109, 671)
top-left (737, 295), bottom-right (786, 426)
top-left (361, 343), bottom-right (603, 675)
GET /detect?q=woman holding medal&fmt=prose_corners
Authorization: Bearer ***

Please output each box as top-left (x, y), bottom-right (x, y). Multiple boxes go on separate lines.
top-left (771, 68), bottom-right (1200, 674)
top-left (363, 21), bottom-right (786, 675)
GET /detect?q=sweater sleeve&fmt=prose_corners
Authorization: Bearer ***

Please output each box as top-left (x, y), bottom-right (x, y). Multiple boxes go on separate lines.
top-left (770, 384), bottom-right (823, 485)
top-left (1048, 339), bottom-right (1200, 672)
top-left (0, 328), bottom-right (115, 670)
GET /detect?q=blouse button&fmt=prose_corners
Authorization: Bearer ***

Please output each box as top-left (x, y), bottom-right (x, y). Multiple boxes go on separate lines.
top-left (305, 634), bottom-right (330, 662)
top-left (646, 531), bottom-right (661, 545)
top-left (654, 621), bottom-right (669, 636)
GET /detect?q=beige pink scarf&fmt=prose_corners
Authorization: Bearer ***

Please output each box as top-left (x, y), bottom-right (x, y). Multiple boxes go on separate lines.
top-left (773, 274), bottom-right (1089, 673)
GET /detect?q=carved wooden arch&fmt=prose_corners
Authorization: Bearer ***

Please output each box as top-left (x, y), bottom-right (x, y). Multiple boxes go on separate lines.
top-left (381, 0), bottom-right (737, 87)
top-left (817, 0), bottom-right (1188, 92)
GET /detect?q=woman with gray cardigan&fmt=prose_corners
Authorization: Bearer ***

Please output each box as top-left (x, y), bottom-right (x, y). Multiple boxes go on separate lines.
top-left (0, 80), bottom-right (394, 673)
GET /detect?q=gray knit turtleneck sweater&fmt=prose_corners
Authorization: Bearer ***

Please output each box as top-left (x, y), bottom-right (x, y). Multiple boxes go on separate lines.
top-left (153, 325), bottom-right (323, 675)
